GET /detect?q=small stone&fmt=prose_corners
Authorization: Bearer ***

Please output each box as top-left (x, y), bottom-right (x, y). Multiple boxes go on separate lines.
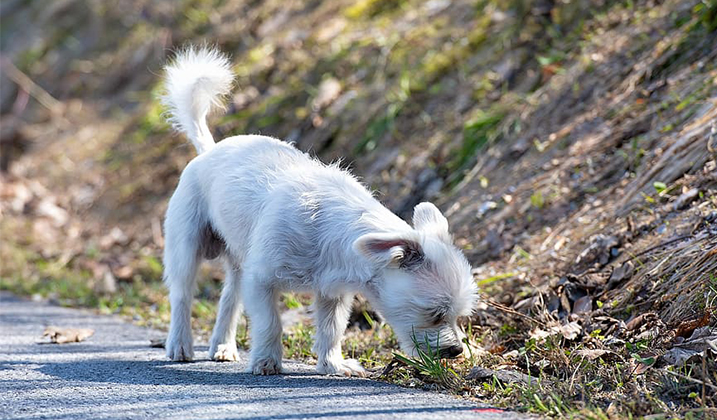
top-left (573, 295), bottom-right (592, 314)
top-left (476, 201), bottom-right (497, 218)
top-left (466, 367), bottom-right (538, 385)
top-left (673, 188), bottom-right (699, 211)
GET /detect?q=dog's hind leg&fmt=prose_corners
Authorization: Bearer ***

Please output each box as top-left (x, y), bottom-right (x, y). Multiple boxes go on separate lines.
top-left (163, 185), bottom-right (203, 362)
top-left (313, 293), bottom-right (366, 377)
top-left (209, 260), bottom-right (243, 362)
top-left (243, 270), bottom-right (283, 375)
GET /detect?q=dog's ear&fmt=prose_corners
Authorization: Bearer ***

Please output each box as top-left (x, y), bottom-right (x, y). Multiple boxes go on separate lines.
top-left (412, 202), bottom-right (450, 242)
top-left (353, 232), bottom-right (424, 270)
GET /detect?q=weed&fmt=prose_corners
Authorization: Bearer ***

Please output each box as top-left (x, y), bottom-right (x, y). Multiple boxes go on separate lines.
top-left (476, 272), bottom-right (518, 287)
top-left (353, 102), bottom-right (402, 154)
top-left (344, 0), bottom-right (406, 19)
top-left (653, 181), bottom-right (668, 194)
top-left (447, 109), bottom-right (504, 181)
top-left (283, 323), bottom-right (315, 360)
top-left (694, 0), bottom-right (717, 31)
top-left (235, 317), bottom-right (249, 349)
top-left (530, 191), bottom-right (545, 209)
top-left (282, 293), bottom-right (303, 310)
top-left (392, 330), bottom-right (461, 389)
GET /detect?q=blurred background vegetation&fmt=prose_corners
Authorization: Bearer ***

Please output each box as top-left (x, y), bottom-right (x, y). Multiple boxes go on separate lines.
top-left (1, 0), bottom-right (716, 416)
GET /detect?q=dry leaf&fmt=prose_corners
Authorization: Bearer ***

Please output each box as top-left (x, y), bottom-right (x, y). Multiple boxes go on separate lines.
top-left (552, 321), bottom-right (582, 340)
top-left (150, 338), bottom-right (166, 348)
top-left (661, 327), bottom-right (717, 367)
top-left (531, 321), bottom-right (582, 341)
top-left (625, 312), bottom-right (658, 331)
top-left (42, 326), bottom-right (94, 344)
top-left (674, 310), bottom-right (711, 338)
top-left (575, 349), bottom-right (610, 360)
top-left (606, 261), bottom-right (634, 289)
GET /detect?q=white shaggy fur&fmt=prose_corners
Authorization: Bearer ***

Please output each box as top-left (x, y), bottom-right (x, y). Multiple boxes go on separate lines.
top-left (160, 47), bottom-right (478, 376)
top-left (161, 46), bottom-right (234, 154)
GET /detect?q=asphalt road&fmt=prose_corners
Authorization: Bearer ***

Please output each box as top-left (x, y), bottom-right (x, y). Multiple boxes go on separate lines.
top-left (0, 292), bottom-right (527, 419)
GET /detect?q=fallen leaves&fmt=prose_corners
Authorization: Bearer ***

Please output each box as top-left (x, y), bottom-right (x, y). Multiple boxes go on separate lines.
top-left (674, 310), bottom-right (712, 338)
top-left (41, 326), bottom-right (94, 344)
top-left (574, 348), bottom-right (611, 360)
top-left (530, 320), bottom-right (582, 341)
top-left (661, 327), bottom-right (717, 367)
top-left (575, 234), bottom-right (621, 268)
top-left (606, 261), bottom-right (634, 289)
top-left (150, 338), bottom-right (166, 348)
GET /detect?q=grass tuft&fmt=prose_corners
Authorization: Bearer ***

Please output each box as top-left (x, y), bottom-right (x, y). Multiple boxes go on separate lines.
top-left (391, 330), bottom-right (461, 389)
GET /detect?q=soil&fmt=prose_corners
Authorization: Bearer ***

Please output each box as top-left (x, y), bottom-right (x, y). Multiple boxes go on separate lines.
top-left (1, 0), bottom-right (715, 416)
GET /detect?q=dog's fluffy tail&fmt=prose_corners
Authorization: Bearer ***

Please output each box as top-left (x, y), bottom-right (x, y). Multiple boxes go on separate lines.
top-left (162, 46), bottom-right (234, 154)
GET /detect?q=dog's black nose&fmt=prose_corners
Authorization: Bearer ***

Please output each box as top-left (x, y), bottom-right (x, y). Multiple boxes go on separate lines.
top-left (439, 345), bottom-right (463, 359)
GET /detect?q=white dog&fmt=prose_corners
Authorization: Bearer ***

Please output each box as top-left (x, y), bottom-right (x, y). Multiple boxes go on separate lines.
top-left (160, 46), bottom-right (478, 376)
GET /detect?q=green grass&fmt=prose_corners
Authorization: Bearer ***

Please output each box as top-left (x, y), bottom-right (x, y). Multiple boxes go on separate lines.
top-left (391, 330), bottom-right (461, 389)
top-left (283, 323), bottom-right (315, 360)
top-left (445, 109), bottom-right (505, 187)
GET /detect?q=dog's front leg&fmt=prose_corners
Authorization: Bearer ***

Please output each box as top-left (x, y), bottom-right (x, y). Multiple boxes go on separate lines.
top-left (313, 293), bottom-right (366, 377)
top-left (244, 277), bottom-right (283, 375)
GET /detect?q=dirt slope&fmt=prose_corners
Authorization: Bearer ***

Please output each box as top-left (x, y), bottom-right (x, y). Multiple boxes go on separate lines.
top-left (1, 0), bottom-right (715, 416)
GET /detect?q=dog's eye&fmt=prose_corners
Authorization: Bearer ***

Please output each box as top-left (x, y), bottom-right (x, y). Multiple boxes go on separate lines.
top-left (399, 247), bottom-right (424, 270)
top-left (426, 307), bottom-right (446, 325)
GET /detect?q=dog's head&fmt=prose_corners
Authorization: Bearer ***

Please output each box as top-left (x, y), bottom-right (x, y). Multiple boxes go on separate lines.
top-left (354, 202), bottom-right (478, 358)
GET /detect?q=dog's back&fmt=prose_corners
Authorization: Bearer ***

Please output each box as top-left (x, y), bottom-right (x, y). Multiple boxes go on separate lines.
top-left (177, 133), bottom-right (400, 290)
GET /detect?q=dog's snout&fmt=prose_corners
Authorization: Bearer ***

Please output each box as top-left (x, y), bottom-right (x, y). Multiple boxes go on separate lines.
top-left (439, 345), bottom-right (463, 359)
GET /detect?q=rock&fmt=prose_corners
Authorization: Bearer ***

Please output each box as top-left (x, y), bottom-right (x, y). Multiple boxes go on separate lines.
top-left (149, 338), bottom-right (166, 348)
top-left (575, 234), bottom-right (620, 267)
top-left (96, 270), bottom-right (117, 294)
top-left (312, 78), bottom-right (342, 111)
top-left (606, 261), bottom-right (634, 289)
top-left (36, 198), bottom-right (69, 227)
top-left (706, 211), bottom-right (717, 223)
top-left (476, 201), bottom-right (497, 219)
top-left (573, 295), bottom-right (592, 314)
top-left (673, 188), bottom-right (699, 211)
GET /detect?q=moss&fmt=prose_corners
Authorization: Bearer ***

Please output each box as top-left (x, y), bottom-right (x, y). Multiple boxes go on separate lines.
top-left (694, 0), bottom-right (717, 31)
top-left (417, 15), bottom-right (492, 89)
top-left (344, 0), bottom-right (407, 20)
top-left (353, 101), bottom-right (402, 155)
top-left (448, 108), bottom-right (505, 173)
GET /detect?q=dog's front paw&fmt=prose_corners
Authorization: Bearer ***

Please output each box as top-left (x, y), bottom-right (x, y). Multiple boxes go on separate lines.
top-left (166, 334), bottom-right (194, 362)
top-left (210, 343), bottom-right (239, 362)
top-left (249, 357), bottom-right (282, 375)
top-left (317, 358), bottom-right (366, 377)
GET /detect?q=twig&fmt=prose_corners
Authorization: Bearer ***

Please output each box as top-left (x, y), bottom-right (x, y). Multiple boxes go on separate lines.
top-left (0, 55), bottom-right (64, 115)
top-left (628, 235), bottom-right (692, 260)
top-left (481, 295), bottom-right (546, 327)
top-left (380, 357), bottom-right (403, 376)
top-left (659, 366), bottom-right (717, 391)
